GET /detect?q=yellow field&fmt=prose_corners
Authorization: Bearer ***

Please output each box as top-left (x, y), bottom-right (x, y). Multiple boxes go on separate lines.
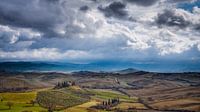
top-left (0, 88), bottom-right (50, 103)
top-left (91, 89), bottom-right (122, 94)
top-left (0, 91), bottom-right (37, 103)
top-left (64, 100), bottom-right (100, 112)
top-left (69, 86), bottom-right (82, 90)
top-left (114, 102), bottom-right (147, 110)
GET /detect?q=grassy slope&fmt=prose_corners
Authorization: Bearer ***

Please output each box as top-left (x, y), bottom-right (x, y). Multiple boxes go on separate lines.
top-left (150, 98), bottom-right (200, 111)
top-left (0, 87), bottom-right (139, 112)
top-left (88, 89), bottom-right (137, 102)
top-left (63, 88), bottom-right (138, 112)
top-left (0, 91), bottom-right (47, 112)
top-left (37, 89), bottom-right (90, 110)
top-left (0, 92), bottom-right (36, 103)
top-left (64, 100), bottom-right (100, 112)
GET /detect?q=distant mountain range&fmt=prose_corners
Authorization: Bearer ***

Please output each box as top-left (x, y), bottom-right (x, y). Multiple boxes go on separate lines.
top-left (115, 68), bottom-right (139, 74)
top-left (0, 61), bottom-right (200, 73)
top-left (0, 61), bottom-right (139, 73)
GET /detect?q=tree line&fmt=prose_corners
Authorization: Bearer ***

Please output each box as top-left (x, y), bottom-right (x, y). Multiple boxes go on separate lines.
top-left (54, 81), bottom-right (76, 89)
top-left (92, 98), bottom-right (120, 110)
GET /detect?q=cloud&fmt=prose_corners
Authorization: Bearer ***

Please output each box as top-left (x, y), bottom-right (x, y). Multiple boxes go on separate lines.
top-left (0, 0), bottom-right (97, 38)
top-left (0, 0), bottom-right (199, 62)
top-left (126, 0), bottom-right (158, 6)
top-left (80, 5), bottom-right (90, 12)
top-left (0, 48), bottom-right (101, 62)
top-left (156, 10), bottom-right (190, 28)
top-left (0, 0), bottom-right (63, 37)
top-left (0, 25), bottom-right (41, 51)
top-left (98, 2), bottom-right (128, 19)
top-left (195, 24), bottom-right (200, 30)
top-left (156, 8), bottom-right (200, 30)
top-left (167, 0), bottom-right (197, 3)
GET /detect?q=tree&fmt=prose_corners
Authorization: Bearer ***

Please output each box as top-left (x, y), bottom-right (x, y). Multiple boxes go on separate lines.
top-left (0, 96), bottom-right (3, 102)
top-left (71, 81), bottom-right (76, 86)
top-left (108, 99), bottom-right (111, 105)
top-left (57, 82), bottom-right (61, 88)
top-left (102, 101), bottom-right (105, 106)
top-left (6, 102), bottom-right (14, 109)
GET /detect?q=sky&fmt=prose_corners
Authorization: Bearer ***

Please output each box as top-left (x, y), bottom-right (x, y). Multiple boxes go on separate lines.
top-left (0, 0), bottom-right (200, 64)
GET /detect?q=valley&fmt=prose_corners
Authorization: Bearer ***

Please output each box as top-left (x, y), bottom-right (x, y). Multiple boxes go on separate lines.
top-left (0, 70), bottom-right (200, 112)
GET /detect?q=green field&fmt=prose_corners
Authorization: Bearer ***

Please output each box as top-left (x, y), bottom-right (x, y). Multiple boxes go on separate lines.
top-left (0, 87), bottom-right (91, 112)
top-left (0, 87), bottom-right (138, 112)
top-left (87, 89), bottom-right (137, 102)
top-left (0, 91), bottom-right (47, 112)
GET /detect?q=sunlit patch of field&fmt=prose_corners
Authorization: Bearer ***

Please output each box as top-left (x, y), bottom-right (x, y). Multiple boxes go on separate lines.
top-left (69, 86), bottom-right (82, 90)
top-left (150, 98), bottom-right (200, 111)
top-left (64, 100), bottom-right (101, 112)
top-left (114, 102), bottom-right (147, 110)
top-left (182, 105), bottom-right (200, 112)
top-left (0, 91), bottom-right (47, 112)
top-left (91, 89), bottom-right (122, 94)
top-left (0, 91), bottom-right (37, 103)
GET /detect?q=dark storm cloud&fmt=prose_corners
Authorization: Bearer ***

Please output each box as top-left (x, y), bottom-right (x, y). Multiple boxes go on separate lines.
top-left (45, 0), bottom-right (60, 3)
top-left (91, 0), bottom-right (97, 2)
top-left (98, 2), bottom-right (128, 19)
top-left (167, 0), bottom-right (194, 3)
top-left (195, 24), bottom-right (200, 31)
top-left (80, 6), bottom-right (89, 12)
top-left (156, 10), bottom-right (190, 28)
top-left (0, 0), bottom-right (64, 37)
top-left (126, 0), bottom-right (157, 6)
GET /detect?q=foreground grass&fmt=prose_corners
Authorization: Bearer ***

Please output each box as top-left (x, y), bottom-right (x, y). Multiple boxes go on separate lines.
top-left (0, 102), bottom-right (46, 112)
top-left (0, 91), bottom-right (47, 112)
top-left (0, 92), bottom-right (36, 103)
top-left (0, 87), bottom-right (139, 112)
